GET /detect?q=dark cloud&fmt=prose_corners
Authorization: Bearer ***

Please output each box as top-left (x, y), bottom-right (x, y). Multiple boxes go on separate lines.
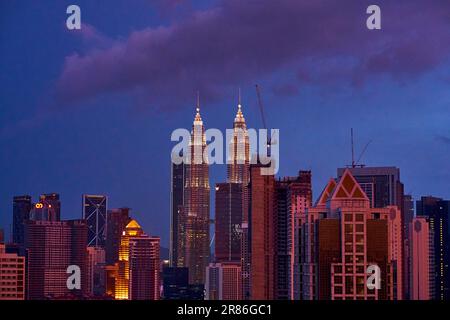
top-left (272, 84), bottom-right (299, 97)
top-left (54, 0), bottom-right (450, 109)
top-left (436, 135), bottom-right (450, 145)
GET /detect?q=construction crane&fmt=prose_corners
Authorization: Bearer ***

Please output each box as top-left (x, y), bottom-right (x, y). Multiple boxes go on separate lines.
top-left (349, 128), bottom-right (372, 168)
top-left (255, 84), bottom-right (271, 153)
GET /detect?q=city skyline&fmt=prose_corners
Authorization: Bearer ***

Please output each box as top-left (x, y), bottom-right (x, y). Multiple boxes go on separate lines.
top-left (1, 1), bottom-right (450, 247)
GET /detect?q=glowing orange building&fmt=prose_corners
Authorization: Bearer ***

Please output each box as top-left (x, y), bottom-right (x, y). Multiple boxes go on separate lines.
top-left (115, 219), bottom-right (160, 300)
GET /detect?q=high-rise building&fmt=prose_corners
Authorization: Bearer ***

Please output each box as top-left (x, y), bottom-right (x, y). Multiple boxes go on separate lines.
top-left (227, 94), bottom-right (250, 185)
top-left (416, 196), bottom-right (450, 300)
top-left (170, 157), bottom-right (185, 267)
top-left (0, 229), bottom-right (4, 243)
top-left (24, 219), bottom-right (88, 299)
top-left (87, 246), bottom-right (106, 296)
top-left (249, 164), bottom-right (275, 300)
top-left (301, 170), bottom-right (403, 300)
top-left (106, 208), bottom-right (131, 265)
top-left (115, 219), bottom-right (160, 300)
top-left (0, 243), bottom-right (25, 300)
top-left (12, 195), bottom-right (32, 246)
top-left (409, 217), bottom-right (431, 300)
top-left (289, 171), bottom-right (313, 300)
top-left (403, 194), bottom-right (415, 299)
top-left (273, 171), bottom-right (312, 300)
top-left (129, 236), bottom-right (160, 300)
top-left (206, 262), bottom-right (242, 300)
top-left (115, 219), bottom-right (144, 299)
top-left (83, 194), bottom-right (108, 247)
top-left (226, 97), bottom-right (251, 299)
top-left (38, 193), bottom-right (61, 221)
top-left (337, 167), bottom-right (406, 298)
top-left (182, 106), bottom-right (210, 285)
top-left (215, 183), bottom-right (243, 263)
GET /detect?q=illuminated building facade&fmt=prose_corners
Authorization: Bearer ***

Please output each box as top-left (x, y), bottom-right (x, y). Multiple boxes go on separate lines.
top-left (0, 243), bottom-right (25, 300)
top-left (227, 98), bottom-right (251, 299)
top-left (24, 220), bottom-right (88, 299)
top-left (416, 196), bottom-right (450, 300)
top-left (409, 217), bottom-right (431, 300)
top-left (115, 219), bottom-right (160, 300)
top-left (206, 262), bottom-right (242, 300)
top-left (227, 95), bottom-right (250, 185)
top-left (83, 194), bottom-right (108, 247)
top-left (182, 106), bottom-right (210, 285)
top-left (115, 219), bottom-right (144, 299)
top-left (301, 170), bottom-right (403, 300)
top-left (129, 236), bottom-right (160, 300)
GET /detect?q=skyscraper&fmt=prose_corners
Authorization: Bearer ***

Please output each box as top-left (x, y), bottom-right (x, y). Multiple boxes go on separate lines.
top-left (129, 235), bottom-right (160, 300)
top-left (274, 171), bottom-right (312, 300)
top-left (215, 183), bottom-right (243, 263)
top-left (12, 195), bottom-right (32, 246)
top-left (115, 219), bottom-right (160, 300)
top-left (337, 167), bottom-right (407, 298)
top-left (416, 196), bottom-right (450, 300)
top-left (289, 171), bottom-right (313, 300)
top-left (249, 164), bottom-right (275, 300)
top-left (115, 219), bottom-right (144, 300)
top-left (24, 219), bottom-right (88, 299)
top-left (301, 170), bottom-right (403, 300)
top-left (170, 157), bottom-right (185, 267)
top-left (106, 208), bottom-right (131, 265)
top-left (227, 96), bottom-right (251, 299)
top-left (409, 217), bottom-right (431, 300)
top-left (182, 106), bottom-right (210, 285)
top-left (0, 243), bottom-right (25, 300)
top-left (83, 194), bottom-right (108, 247)
top-left (227, 93), bottom-right (250, 185)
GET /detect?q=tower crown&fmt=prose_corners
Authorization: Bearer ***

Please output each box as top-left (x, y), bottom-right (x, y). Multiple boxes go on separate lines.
top-left (234, 89), bottom-right (246, 127)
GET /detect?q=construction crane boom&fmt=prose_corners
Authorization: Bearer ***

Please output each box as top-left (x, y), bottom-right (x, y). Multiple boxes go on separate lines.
top-left (255, 84), bottom-right (268, 130)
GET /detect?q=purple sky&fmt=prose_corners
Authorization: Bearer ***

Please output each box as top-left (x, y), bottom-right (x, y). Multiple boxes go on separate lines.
top-left (1, 0), bottom-right (450, 246)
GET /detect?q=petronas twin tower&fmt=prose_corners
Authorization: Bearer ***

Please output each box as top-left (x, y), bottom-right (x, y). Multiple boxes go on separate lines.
top-left (171, 93), bottom-right (250, 285)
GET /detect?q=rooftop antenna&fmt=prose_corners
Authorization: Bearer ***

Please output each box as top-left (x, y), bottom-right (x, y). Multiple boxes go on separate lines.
top-left (348, 128), bottom-right (371, 168)
top-left (196, 90), bottom-right (200, 111)
top-left (238, 87), bottom-right (241, 106)
top-left (351, 128), bottom-right (355, 168)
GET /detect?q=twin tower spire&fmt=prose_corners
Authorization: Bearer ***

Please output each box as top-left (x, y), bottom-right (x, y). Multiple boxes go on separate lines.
top-left (193, 89), bottom-right (246, 127)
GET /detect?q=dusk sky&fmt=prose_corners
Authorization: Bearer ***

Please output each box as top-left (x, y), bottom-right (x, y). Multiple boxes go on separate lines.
top-left (1, 0), bottom-right (450, 247)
